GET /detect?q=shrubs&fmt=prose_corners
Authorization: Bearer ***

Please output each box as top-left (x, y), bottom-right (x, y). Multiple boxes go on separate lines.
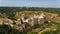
top-left (0, 21), bottom-right (60, 34)
top-left (0, 24), bottom-right (22, 34)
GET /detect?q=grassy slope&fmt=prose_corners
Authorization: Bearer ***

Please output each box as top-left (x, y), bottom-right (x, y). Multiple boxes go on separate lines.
top-left (27, 21), bottom-right (60, 34)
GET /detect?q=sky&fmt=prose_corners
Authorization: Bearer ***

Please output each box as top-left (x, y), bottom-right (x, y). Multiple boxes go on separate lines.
top-left (0, 0), bottom-right (60, 8)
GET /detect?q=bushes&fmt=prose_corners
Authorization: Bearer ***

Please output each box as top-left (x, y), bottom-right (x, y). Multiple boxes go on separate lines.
top-left (0, 7), bottom-right (60, 18)
top-left (0, 22), bottom-right (60, 34)
top-left (0, 24), bottom-right (22, 34)
top-left (32, 24), bottom-right (40, 29)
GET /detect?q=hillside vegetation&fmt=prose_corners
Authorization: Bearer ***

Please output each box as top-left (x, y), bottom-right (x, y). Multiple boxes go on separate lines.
top-left (0, 7), bottom-right (60, 34)
top-left (0, 7), bottom-right (60, 18)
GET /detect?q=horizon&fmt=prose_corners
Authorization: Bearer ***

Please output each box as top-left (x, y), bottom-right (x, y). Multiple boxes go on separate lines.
top-left (0, 6), bottom-right (60, 8)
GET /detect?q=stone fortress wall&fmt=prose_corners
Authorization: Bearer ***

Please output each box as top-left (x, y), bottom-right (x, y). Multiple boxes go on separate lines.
top-left (0, 11), bottom-right (59, 31)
